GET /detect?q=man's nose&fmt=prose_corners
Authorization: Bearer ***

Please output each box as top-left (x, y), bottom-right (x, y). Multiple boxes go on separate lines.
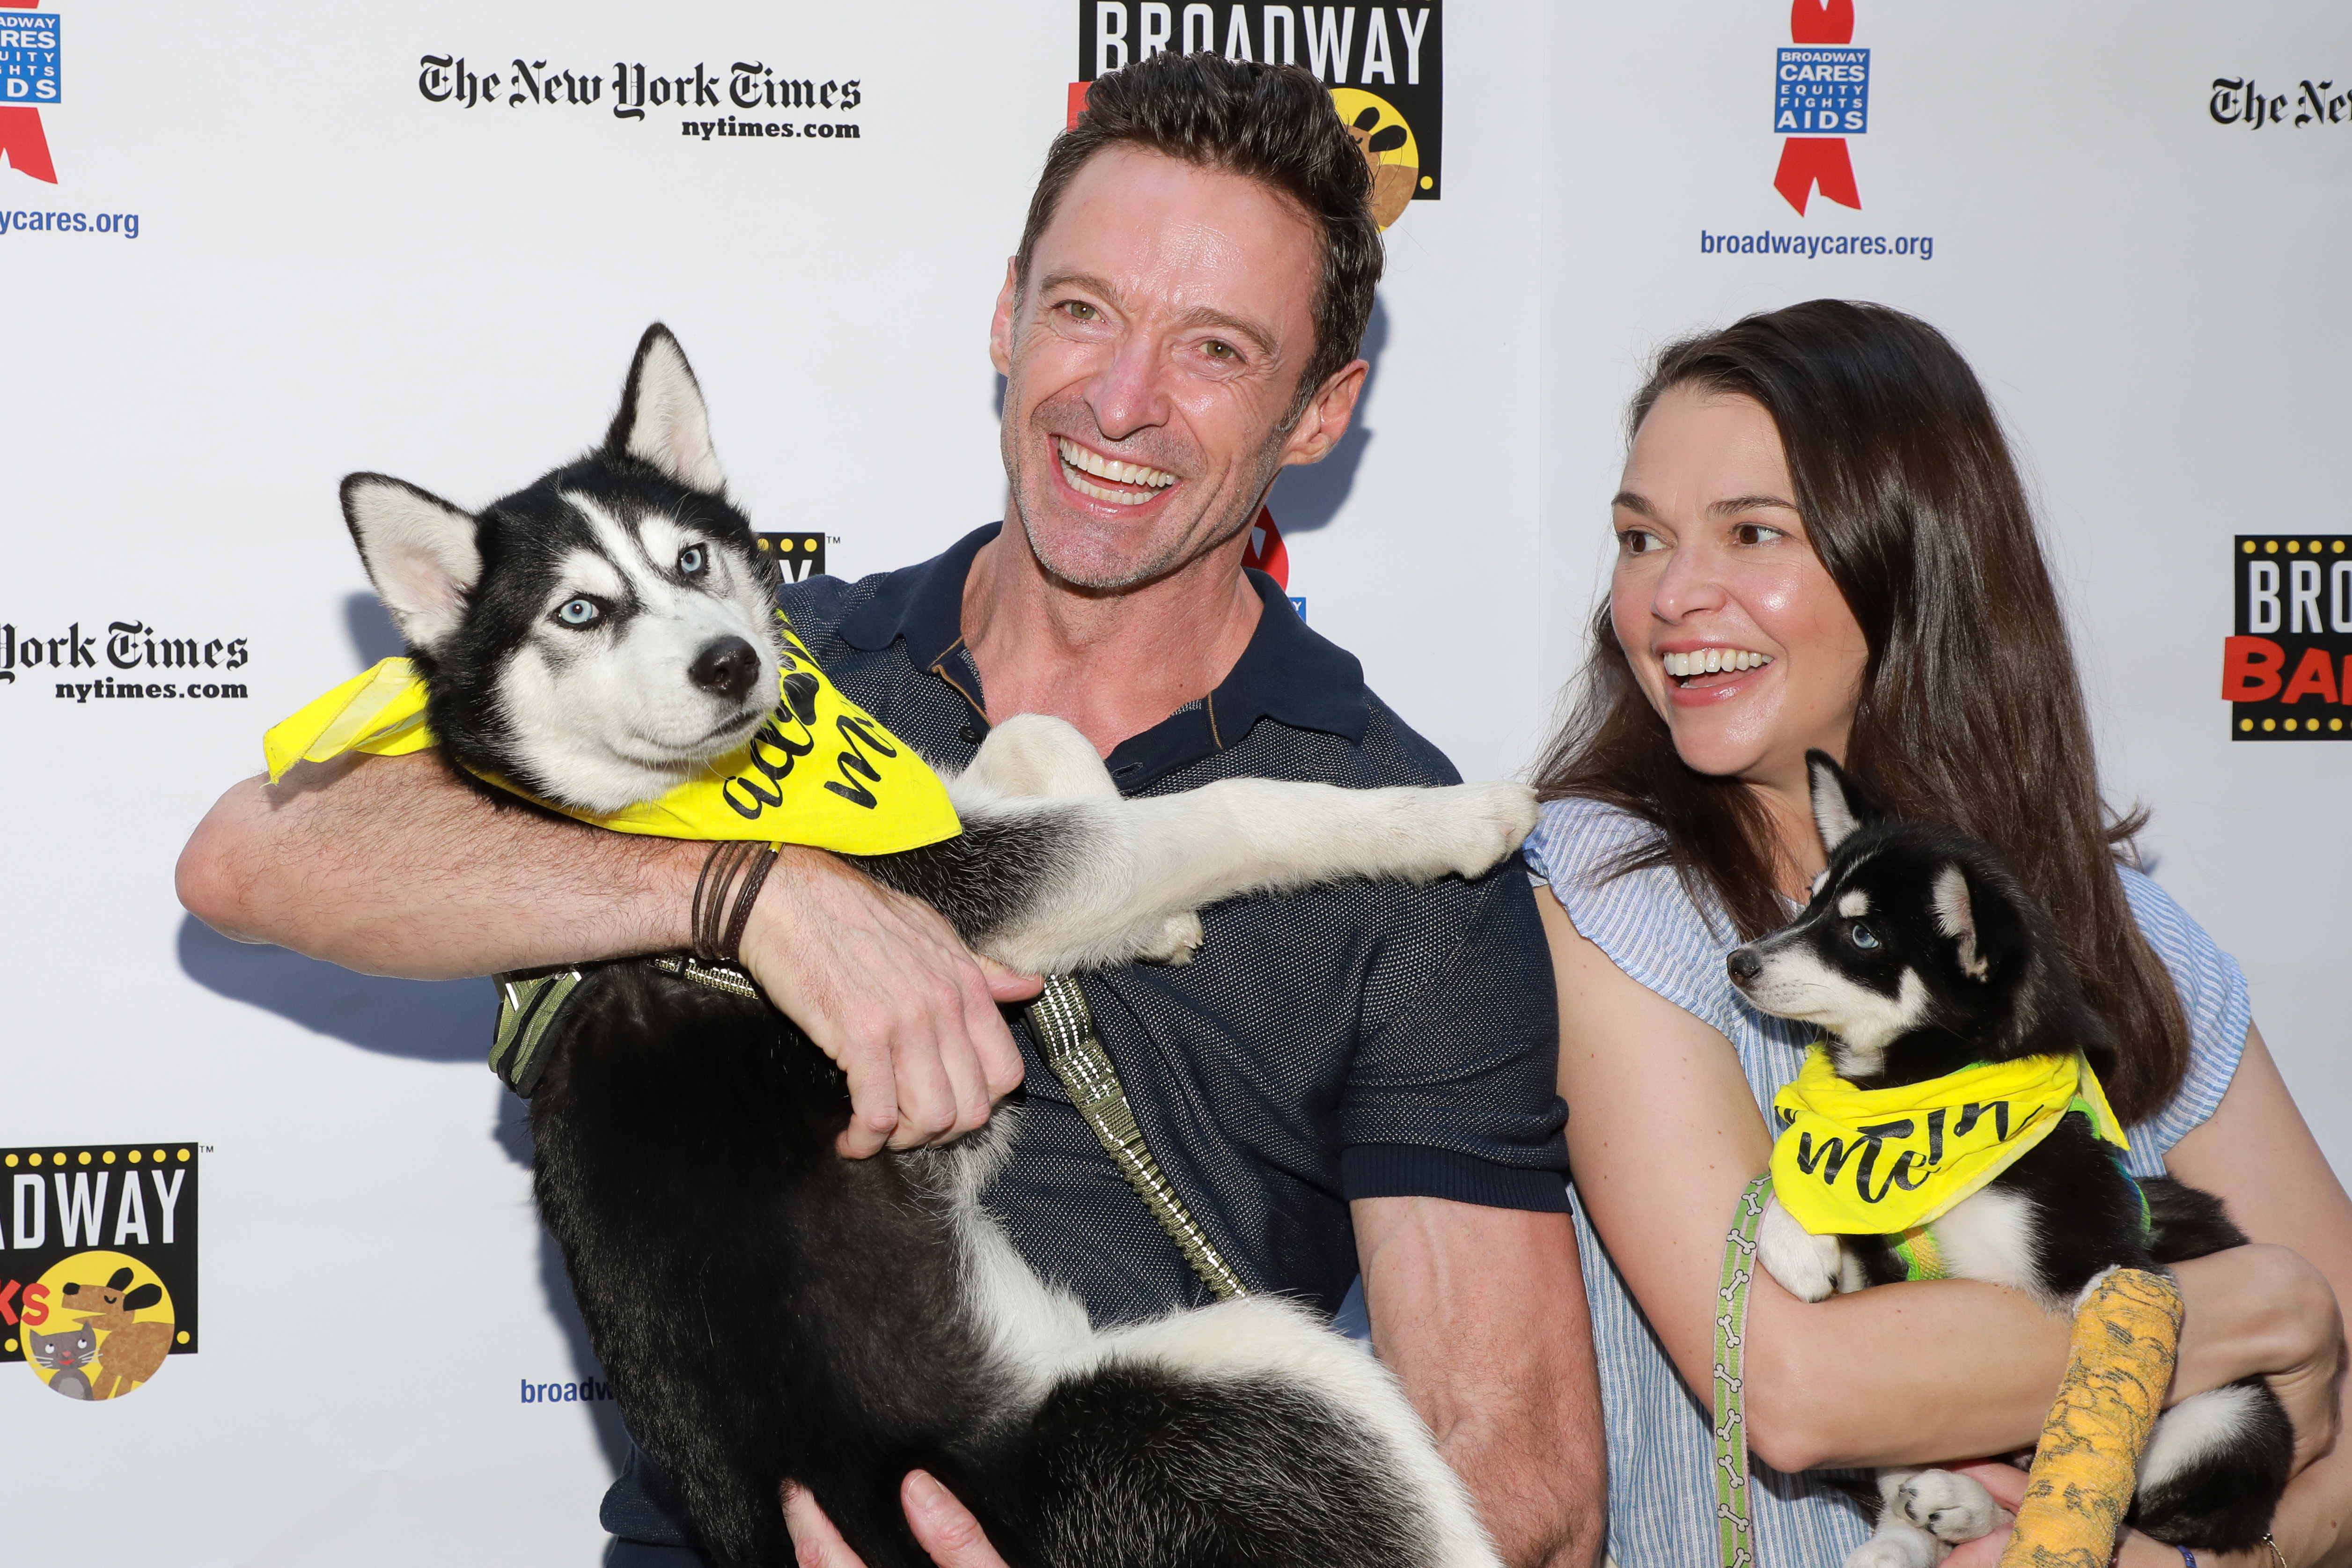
top-left (1086, 334), bottom-right (1169, 442)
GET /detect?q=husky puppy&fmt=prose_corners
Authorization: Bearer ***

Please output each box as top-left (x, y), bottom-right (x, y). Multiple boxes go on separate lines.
top-left (338, 324), bottom-right (1529, 1568)
top-left (1728, 753), bottom-right (2290, 1568)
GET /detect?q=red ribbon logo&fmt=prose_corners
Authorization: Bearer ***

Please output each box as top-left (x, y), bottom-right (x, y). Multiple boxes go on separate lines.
top-left (1774, 0), bottom-right (1857, 215)
top-left (0, 0), bottom-right (57, 184)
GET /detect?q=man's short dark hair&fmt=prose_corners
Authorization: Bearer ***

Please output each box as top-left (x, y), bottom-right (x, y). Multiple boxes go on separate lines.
top-left (1015, 52), bottom-right (1383, 418)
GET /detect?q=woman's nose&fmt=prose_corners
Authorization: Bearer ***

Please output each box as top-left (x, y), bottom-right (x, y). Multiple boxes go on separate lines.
top-left (1652, 538), bottom-right (1729, 620)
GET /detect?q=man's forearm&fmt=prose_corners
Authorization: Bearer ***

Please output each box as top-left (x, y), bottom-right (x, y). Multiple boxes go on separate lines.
top-left (177, 751), bottom-right (698, 978)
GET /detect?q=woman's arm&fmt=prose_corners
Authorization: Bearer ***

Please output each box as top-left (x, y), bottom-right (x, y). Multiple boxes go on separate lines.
top-left (1542, 894), bottom-right (2337, 1474)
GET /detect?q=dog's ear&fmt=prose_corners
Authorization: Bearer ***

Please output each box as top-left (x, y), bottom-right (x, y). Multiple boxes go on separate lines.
top-left (1932, 863), bottom-right (1991, 980)
top-left (123, 1282), bottom-right (162, 1312)
top-left (343, 474), bottom-right (482, 655)
top-left (1807, 750), bottom-right (1882, 853)
top-left (107, 1267), bottom-right (134, 1291)
top-left (606, 324), bottom-right (726, 494)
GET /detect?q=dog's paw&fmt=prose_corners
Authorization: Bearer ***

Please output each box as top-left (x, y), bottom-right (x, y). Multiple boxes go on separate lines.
top-left (1843, 1529), bottom-right (1940, 1568)
top-left (1897, 1469), bottom-right (1999, 1543)
top-left (1757, 1196), bottom-right (1843, 1303)
top-left (1134, 911), bottom-right (1205, 966)
top-left (1423, 781), bottom-right (1539, 879)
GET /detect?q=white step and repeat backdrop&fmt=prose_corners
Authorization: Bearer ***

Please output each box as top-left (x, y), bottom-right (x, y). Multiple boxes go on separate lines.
top-left (0, 3), bottom-right (2341, 1562)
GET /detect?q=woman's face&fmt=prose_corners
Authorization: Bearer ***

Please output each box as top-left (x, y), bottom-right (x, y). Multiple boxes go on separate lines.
top-left (1610, 385), bottom-right (1870, 799)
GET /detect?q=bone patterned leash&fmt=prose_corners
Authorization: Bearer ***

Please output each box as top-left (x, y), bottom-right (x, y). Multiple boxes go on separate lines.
top-left (1025, 975), bottom-right (1250, 1302)
top-left (1715, 1174), bottom-right (1772, 1568)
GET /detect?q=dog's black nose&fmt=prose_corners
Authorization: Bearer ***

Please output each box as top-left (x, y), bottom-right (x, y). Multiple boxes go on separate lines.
top-left (689, 636), bottom-right (760, 701)
top-left (1726, 948), bottom-right (1762, 987)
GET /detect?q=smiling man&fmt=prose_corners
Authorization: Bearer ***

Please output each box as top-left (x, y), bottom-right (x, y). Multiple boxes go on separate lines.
top-left (178, 52), bottom-right (1602, 1568)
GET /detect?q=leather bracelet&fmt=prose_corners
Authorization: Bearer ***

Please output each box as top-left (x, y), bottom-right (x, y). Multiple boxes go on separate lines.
top-left (691, 840), bottom-right (765, 963)
top-left (719, 844), bottom-right (779, 964)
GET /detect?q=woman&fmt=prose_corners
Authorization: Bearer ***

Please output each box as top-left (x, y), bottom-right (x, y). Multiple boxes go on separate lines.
top-left (1526, 300), bottom-right (2352, 1566)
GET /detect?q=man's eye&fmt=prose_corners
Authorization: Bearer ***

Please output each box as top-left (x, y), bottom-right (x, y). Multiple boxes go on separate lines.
top-left (678, 545), bottom-right (706, 576)
top-left (555, 598), bottom-right (602, 627)
top-left (1733, 523), bottom-right (1787, 546)
top-left (1848, 922), bottom-right (1879, 951)
top-left (1059, 301), bottom-right (1100, 322)
top-left (1202, 339), bottom-right (1237, 361)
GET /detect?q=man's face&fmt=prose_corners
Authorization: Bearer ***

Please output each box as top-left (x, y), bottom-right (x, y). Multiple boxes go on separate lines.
top-left (992, 147), bottom-right (1347, 591)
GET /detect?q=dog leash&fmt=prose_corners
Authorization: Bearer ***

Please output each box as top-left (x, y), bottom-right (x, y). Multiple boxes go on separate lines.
top-left (1025, 975), bottom-right (1251, 1302)
top-left (1714, 1173), bottom-right (1772, 1568)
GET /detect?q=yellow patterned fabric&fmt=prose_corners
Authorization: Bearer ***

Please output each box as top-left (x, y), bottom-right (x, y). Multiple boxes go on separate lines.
top-left (1770, 1045), bottom-right (2127, 1235)
top-left (2000, 1268), bottom-right (2183, 1567)
top-left (262, 617), bottom-right (960, 856)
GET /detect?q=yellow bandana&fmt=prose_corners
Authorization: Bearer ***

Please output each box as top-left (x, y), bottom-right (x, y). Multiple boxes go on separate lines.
top-left (263, 616), bottom-right (961, 857)
top-left (1769, 1046), bottom-right (2128, 1237)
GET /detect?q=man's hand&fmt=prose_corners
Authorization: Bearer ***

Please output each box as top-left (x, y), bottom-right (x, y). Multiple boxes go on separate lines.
top-left (742, 852), bottom-right (1041, 1157)
top-left (782, 1473), bottom-right (1007, 1568)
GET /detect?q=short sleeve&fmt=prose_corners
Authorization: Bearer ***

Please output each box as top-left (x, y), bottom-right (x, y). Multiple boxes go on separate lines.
top-left (2117, 867), bottom-right (2253, 1175)
top-left (1523, 796), bottom-right (1749, 1041)
top-left (1336, 865), bottom-right (1572, 1212)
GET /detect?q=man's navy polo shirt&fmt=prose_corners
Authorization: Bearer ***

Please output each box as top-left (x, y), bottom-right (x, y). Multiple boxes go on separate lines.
top-left (601, 523), bottom-right (1566, 1552)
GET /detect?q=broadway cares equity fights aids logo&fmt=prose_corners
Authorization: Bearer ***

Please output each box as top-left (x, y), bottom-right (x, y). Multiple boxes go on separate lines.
top-left (1772, 0), bottom-right (1867, 213)
top-left (2222, 537), bottom-right (2352, 742)
top-left (0, 2), bottom-right (59, 181)
top-left (6, 1144), bottom-right (200, 1401)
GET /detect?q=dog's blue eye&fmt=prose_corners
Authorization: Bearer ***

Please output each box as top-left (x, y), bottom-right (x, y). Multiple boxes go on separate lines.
top-left (678, 546), bottom-right (706, 576)
top-left (556, 599), bottom-right (601, 627)
top-left (1848, 922), bottom-right (1879, 950)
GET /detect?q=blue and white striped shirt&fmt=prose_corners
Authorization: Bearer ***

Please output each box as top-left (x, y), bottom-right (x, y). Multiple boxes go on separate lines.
top-left (1524, 795), bottom-right (2252, 1568)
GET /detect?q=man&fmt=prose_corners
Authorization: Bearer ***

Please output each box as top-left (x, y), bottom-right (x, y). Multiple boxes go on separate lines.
top-left (179, 53), bottom-right (1605, 1568)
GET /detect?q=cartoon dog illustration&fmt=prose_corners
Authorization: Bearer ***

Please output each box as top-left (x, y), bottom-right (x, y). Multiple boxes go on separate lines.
top-left (62, 1267), bottom-right (174, 1399)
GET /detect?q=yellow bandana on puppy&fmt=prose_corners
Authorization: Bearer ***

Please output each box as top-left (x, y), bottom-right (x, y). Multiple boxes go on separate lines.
top-left (1769, 1045), bottom-right (2128, 1237)
top-left (264, 617), bottom-right (961, 857)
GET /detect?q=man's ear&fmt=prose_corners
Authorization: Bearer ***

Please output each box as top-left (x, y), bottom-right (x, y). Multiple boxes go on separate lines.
top-left (1807, 749), bottom-right (1882, 853)
top-left (989, 257), bottom-right (1021, 379)
top-left (604, 323), bottom-right (725, 494)
top-left (1276, 358), bottom-right (1368, 468)
top-left (342, 473), bottom-right (481, 655)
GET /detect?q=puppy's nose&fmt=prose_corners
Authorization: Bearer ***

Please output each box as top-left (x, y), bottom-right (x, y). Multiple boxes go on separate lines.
top-left (1726, 948), bottom-right (1762, 987)
top-left (689, 636), bottom-right (760, 701)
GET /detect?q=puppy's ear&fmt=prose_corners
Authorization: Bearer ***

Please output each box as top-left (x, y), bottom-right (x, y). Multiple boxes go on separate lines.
top-left (606, 323), bottom-right (726, 494)
top-left (343, 474), bottom-right (482, 655)
top-left (1807, 750), bottom-right (1882, 853)
top-left (124, 1282), bottom-right (162, 1312)
top-left (1932, 863), bottom-right (1990, 980)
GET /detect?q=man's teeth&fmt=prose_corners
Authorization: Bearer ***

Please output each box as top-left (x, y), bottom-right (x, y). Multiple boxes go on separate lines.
top-left (1663, 649), bottom-right (1775, 677)
top-left (1058, 436), bottom-right (1177, 503)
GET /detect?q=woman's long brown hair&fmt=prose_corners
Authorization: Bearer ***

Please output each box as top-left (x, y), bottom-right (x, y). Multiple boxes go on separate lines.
top-left (1533, 300), bottom-right (2190, 1122)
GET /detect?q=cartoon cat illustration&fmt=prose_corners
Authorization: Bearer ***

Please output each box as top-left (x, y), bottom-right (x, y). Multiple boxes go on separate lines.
top-left (26, 1323), bottom-right (100, 1400)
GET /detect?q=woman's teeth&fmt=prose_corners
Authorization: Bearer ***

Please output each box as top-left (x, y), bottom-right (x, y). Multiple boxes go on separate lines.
top-left (1058, 437), bottom-right (1177, 506)
top-left (1662, 649), bottom-right (1774, 677)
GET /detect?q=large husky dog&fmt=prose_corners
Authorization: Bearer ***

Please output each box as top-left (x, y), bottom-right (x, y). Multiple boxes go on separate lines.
top-left (338, 325), bottom-right (1527, 1568)
top-left (1728, 752), bottom-right (2290, 1567)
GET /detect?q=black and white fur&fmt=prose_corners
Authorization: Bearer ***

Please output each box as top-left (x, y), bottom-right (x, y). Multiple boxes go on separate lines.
top-left (1727, 753), bottom-right (2290, 1567)
top-left (340, 324), bottom-right (1530, 1568)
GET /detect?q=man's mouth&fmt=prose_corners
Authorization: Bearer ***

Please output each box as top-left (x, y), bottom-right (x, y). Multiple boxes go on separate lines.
top-left (1662, 647), bottom-right (1775, 689)
top-left (1056, 436), bottom-right (1178, 508)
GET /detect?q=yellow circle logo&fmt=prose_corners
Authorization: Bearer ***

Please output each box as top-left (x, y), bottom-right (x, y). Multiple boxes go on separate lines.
top-left (18, 1252), bottom-right (177, 1401)
top-left (1330, 88), bottom-right (1421, 228)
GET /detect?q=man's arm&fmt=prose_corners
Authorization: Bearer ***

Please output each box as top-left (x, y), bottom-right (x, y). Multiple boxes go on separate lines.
top-left (1354, 1195), bottom-right (1608, 1568)
top-left (176, 751), bottom-right (1036, 1153)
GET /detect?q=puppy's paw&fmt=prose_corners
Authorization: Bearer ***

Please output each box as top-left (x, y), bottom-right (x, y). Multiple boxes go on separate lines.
top-left (1757, 1196), bottom-right (1843, 1304)
top-left (1134, 911), bottom-right (1205, 966)
top-left (1843, 1530), bottom-right (1940, 1568)
top-left (1898, 1469), bottom-right (1999, 1543)
top-left (1424, 781), bottom-right (1540, 879)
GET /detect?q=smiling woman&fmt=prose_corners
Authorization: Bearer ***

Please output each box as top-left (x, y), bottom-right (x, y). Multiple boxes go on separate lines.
top-left (1522, 301), bottom-right (2352, 1568)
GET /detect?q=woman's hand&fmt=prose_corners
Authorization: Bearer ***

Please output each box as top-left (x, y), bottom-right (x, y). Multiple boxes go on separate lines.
top-left (782, 1473), bottom-right (1009, 1568)
top-left (2173, 1245), bottom-right (2345, 1474)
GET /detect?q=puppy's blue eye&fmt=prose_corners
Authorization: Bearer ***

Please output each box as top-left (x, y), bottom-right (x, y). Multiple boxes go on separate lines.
top-left (678, 546), bottom-right (706, 576)
top-left (1848, 923), bottom-right (1879, 950)
top-left (555, 599), bottom-right (600, 627)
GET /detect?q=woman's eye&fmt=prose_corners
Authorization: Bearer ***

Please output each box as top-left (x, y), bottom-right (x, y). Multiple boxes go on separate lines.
top-left (1848, 922), bottom-right (1879, 951)
top-left (555, 598), bottom-right (601, 627)
top-left (1618, 528), bottom-right (1664, 555)
top-left (1733, 523), bottom-right (1787, 546)
top-left (678, 545), bottom-right (706, 576)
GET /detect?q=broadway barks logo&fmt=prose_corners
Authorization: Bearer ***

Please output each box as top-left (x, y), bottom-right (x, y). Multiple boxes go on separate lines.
top-left (0, 619), bottom-right (252, 703)
top-left (1073, 4), bottom-right (1441, 229)
top-left (1773, 0), bottom-right (1867, 214)
top-left (6, 1143), bottom-right (199, 1401)
top-left (0, 2), bottom-right (59, 183)
top-left (756, 532), bottom-right (827, 584)
top-left (2222, 536), bottom-right (2351, 741)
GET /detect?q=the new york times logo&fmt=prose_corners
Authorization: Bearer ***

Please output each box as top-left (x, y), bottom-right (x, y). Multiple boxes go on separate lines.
top-left (1, 620), bottom-right (251, 702)
top-left (2222, 536), bottom-right (2351, 740)
top-left (418, 56), bottom-right (861, 122)
top-left (2210, 77), bottom-right (2350, 130)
